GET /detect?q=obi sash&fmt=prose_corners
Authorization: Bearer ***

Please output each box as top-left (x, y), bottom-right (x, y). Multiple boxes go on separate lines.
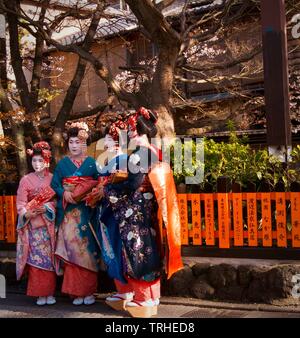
top-left (63, 176), bottom-right (94, 186)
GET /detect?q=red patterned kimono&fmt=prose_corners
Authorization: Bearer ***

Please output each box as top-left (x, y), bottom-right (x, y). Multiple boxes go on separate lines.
top-left (16, 173), bottom-right (57, 297)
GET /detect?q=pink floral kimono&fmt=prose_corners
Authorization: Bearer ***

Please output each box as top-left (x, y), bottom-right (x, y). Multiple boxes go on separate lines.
top-left (16, 172), bottom-right (57, 297)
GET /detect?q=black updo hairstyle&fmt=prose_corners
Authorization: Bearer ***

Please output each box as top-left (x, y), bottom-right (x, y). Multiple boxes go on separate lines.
top-left (66, 127), bottom-right (91, 146)
top-left (136, 109), bottom-right (158, 138)
top-left (32, 148), bottom-right (43, 157)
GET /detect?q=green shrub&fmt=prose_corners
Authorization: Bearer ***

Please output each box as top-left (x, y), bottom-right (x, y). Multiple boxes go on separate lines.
top-left (170, 129), bottom-right (298, 191)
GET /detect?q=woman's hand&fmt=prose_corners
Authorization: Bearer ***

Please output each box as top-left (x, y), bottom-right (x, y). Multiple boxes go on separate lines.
top-left (93, 185), bottom-right (104, 200)
top-left (83, 185), bottom-right (104, 207)
top-left (24, 209), bottom-right (38, 219)
top-left (35, 206), bottom-right (46, 215)
top-left (64, 190), bottom-right (77, 204)
top-left (24, 205), bottom-right (46, 219)
top-left (63, 183), bottom-right (75, 192)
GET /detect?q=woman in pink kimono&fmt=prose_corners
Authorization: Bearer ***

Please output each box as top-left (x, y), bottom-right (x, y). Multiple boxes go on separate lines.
top-left (16, 141), bottom-right (57, 306)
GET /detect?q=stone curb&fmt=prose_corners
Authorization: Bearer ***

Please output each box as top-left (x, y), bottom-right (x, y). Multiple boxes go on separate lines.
top-left (6, 288), bottom-right (300, 314)
top-left (3, 259), bottom-right (300, 307)
top-left (94, 293), bottom-right (300, 313)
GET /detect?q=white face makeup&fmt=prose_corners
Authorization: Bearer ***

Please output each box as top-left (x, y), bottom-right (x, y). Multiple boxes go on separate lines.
top-left (104, 134), bottom-right (118, 154)
top-left (68, 137), bottom-right (83, 157)
top-left (128, 128), bottom-right (137, 139)
top-left (32, 155), bottom-right (46, 173)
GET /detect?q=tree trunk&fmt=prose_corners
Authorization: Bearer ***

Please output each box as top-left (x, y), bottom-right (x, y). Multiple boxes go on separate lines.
top-left (11, 122), bottom-right (27, 177)
top-left (0, 83), bottom-right (28, 176)
top-left (52, 127), bottom-right (65, 165)
top-left (151, 45), bottom-right (179, 141)
top-left (124, 0), bottom-right (181, 141)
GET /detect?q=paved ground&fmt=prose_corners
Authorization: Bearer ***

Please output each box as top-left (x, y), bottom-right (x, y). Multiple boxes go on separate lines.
top-left (0, 291), bottom-right (300, 318)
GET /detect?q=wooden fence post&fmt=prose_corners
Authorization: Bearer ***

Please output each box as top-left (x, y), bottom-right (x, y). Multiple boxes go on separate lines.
top-left (261, 181), bottom-right (272, 247)
top-left (232, 182), bottom-right (243, 247)
top-left (217, 177), bottom-right (231, 248)
top-left (275, 181), bottom-right (287, 247)
top-left (0, 196), bottom-right (4, 241)
top-left (246, 182), bottom-right (258, 247)
top-left (290, 182), bottom-right (300, 248)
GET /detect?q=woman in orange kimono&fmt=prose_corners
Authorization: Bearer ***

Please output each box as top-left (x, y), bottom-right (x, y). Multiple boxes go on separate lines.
top-left (100, 108), bottom-right (183, 317)
top-left (16, 141), bottom-right (57, 306)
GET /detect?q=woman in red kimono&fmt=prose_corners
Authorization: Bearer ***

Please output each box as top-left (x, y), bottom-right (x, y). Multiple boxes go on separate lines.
top-left (16, 141), bottom-right (57, 306)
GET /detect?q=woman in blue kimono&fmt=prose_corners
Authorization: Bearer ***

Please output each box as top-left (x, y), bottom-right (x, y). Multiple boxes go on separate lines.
top-left (98, 108), bottom-right (183, 318)
top-left (96, 121), bottom-right (128, 287)
top-left (95, 111), bottom-right (163, 318)
top-left (51, 122), bottom-right (101, 306)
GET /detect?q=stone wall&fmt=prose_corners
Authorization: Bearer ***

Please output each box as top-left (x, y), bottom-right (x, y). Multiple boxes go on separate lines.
top-left (2, 258), bottom-right (300, 304)
top-left (163, 263), bottom-right (300, 304)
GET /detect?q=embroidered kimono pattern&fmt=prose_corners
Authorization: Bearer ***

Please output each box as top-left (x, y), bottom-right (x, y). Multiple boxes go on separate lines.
top-left (102, 146), bottom-right (162, 282)
top-left (51, 156), bottom-right (101, 273)
top-left (97, 153), bottom-right (128, 284)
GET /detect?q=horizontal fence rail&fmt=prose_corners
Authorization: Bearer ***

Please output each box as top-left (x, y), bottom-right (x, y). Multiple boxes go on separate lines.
top-left (1, 193), bottom-right (300, 249)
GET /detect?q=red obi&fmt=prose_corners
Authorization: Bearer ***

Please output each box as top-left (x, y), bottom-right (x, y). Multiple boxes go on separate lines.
top-left (63, 176), bottom-right (98, 203)
top-left (26, 186), bottom-right (56, 211)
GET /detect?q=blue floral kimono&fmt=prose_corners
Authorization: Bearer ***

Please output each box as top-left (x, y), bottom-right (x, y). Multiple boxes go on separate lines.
top-left (51, 156), bottom-right (101, 273)
top-left (97, 153), bottom-right (128, 284)
top-left (98, 146), bottom-right (162, 283)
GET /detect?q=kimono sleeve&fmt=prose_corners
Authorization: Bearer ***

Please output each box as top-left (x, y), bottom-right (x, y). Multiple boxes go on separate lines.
top-left (44, 201), bottom-right (56, 222)
top-left (16, 176), bottom-right (29, 217)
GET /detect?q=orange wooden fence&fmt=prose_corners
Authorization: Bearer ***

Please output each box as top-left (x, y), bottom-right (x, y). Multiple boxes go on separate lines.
top-left (0, 196), bottom-right (17, 244)
top-left (1, 192), bottom-right (300, 249)
top-left (171, 192), bottom-right (300, 248)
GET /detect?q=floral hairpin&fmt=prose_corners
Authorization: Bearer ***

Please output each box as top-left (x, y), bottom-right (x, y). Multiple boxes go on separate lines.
top-left (69, 122), bottom-right (89, 141)
top-left (109, 119), bottom-right (127, 141)
top-left (26, 141), bottom-right (52, 166)
top-left (127, 107), bottom-right (158, 133)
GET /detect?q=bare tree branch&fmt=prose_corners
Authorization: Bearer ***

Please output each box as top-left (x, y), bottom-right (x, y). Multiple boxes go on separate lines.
top-left (155, 0), bottom-right (177, 11)
top-left (182, 44), bottom-right (262, 72)
top-left (68, 101), bottom-right (112, 121)
top-left (53, 3), bottom-right (104, 132)
top-left (30, 0), bottom-right (49, 108)
top-left (125, 0), bottom-right (180, 46)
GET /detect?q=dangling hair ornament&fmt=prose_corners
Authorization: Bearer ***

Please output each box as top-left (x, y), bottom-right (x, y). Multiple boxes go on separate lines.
top-left (108, 119), bottom-right (127, 141)
top-left (138, 107), bottom-right (151, 120)
top-left (127, 107), bottom-right (158, 133)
